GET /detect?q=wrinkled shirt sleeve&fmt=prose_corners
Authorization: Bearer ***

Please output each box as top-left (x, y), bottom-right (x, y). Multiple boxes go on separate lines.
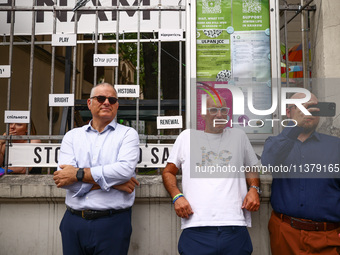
top-left (261, 125), bottom-right (303, 166)
top-left (90, 128), bottom-right (140, 191)
top-left (57, 130), bottom-right (93, 196)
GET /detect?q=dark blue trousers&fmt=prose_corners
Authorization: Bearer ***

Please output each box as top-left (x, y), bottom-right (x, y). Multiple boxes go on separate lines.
top-left (60, 209), bottom-right (132, 255)
top-left (178, 226), bottom-right (253, 255)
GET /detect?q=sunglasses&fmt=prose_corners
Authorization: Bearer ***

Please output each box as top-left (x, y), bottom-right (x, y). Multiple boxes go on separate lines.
top-left (90, 95), bottom-right (118, 105)
top-left (207, 107), bottom-right (230, 115)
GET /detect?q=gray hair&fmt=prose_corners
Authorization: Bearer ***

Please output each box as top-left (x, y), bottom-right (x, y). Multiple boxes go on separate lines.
top-left (90, 83), bottom-right (118, 98)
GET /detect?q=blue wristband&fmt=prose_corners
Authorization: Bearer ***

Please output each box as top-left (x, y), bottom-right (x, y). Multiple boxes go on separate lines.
top-left (172, 194), bottom-right (184, 204)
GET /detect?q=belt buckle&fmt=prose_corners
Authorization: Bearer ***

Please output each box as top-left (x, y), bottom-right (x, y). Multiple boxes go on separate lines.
top-left (290, 217), bottom-right (305, 230)
top-left (82, 210), bottom-right (93, 220)
top-left (290, 218), bottom-right (296, 229)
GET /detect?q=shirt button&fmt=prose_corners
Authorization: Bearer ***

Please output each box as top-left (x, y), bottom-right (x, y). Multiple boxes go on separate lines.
top-left (300, 204), bottom-right (304, 207)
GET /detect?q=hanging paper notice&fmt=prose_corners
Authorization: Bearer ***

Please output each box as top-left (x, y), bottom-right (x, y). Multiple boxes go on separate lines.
top-left (93, 54), bottom-right (119, 66)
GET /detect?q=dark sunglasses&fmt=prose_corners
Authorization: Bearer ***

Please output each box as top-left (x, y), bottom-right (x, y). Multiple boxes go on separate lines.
top-left (90, 95), bottom-right (118, 105)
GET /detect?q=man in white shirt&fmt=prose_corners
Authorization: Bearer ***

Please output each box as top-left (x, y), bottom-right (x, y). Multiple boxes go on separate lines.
top-left (53, 83), bottom-right (139, 255)
top-left (162, 95), bottom-right (260, 255)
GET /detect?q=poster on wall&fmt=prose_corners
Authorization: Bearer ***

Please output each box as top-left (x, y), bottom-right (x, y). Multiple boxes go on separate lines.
top-left (196, 0), bottom-right (271, 134)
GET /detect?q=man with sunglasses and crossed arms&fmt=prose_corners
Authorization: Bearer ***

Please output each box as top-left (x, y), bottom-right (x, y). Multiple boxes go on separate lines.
top-left (53, 83), bottom-right (140, 255)
top-left (162, 95), bottom-right (260, 255)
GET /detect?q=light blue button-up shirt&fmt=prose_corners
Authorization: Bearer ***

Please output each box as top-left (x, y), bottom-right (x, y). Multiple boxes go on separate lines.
top-left (58, 119), bottom-right (140, 210)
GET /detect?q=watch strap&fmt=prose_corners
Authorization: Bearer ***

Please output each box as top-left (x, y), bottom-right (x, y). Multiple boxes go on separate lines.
top-left (249, 185), bottom-right (262, 195)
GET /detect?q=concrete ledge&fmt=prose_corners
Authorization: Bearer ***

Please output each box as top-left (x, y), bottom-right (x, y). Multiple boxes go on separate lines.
top-left (0, 174), bottom-right (273, 200)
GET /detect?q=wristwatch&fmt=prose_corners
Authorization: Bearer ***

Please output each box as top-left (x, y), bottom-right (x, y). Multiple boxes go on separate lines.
top-left (76, 168), bottom-right (84, 182)
top-left (249, 185), bottom-right (262, 195)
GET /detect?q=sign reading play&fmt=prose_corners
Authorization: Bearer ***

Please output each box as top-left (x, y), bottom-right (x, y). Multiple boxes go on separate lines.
top-left (52, 34), bottom-right (77, 46)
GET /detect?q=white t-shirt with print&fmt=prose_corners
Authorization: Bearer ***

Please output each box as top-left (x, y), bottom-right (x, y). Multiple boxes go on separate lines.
top-left (167, 128), bottom-right (258, 229)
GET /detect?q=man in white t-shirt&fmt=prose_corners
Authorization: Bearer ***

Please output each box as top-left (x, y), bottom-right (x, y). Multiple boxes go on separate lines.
top-left (162, 96), bottom-right (260, 255)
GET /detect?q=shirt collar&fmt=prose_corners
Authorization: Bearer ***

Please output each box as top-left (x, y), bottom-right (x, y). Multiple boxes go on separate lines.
top-left (311, 131), bottom-right (321, 141)
top-left (84, 119), bottom-right (117, 133)
top-left (306, 130), bottom-right (321, 142)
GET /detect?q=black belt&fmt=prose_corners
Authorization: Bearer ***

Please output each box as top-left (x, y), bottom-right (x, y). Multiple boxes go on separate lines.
top-left (67, 206), bottom-right (131, 220)
top-left (274, 211), bottom-right (340, 231)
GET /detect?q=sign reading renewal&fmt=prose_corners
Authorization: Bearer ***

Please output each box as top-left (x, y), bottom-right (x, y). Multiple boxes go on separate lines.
top-left (157, 116), bottom-right (183, 129)
top-left (0, 0), bottom-right (185, 35)
top-left (8, 143), bottom-right (172, 168)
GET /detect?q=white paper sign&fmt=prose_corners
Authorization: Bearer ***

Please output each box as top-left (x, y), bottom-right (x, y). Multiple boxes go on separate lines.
top-left (8, 143), bottom-right (173, 168)
top-left (4, 111), bottom-right (30, 123)
top-left (49, 94), bottom-right (75, 106)
top-left (0, 65), bottom-right (11, 78)
top-left (159, 29), bottom-right (183, 41)
top-left (52, 34), bottom-right (77, 46)
top-left (115, 85), bottom-right (140, 98)
top-left (157, 116), bottom-right (183, 129)
top-left (93, 54), bottom-right (119, 66)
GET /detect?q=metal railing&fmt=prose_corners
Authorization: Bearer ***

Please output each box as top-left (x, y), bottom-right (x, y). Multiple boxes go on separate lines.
top-left (0, 0), bottom-right (186, 175)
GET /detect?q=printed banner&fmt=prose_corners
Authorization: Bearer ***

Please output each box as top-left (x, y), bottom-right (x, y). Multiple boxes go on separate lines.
top-left (8, 143), bottom-right (173, 168)
top-left (0, 0), bottom-right (185, 35)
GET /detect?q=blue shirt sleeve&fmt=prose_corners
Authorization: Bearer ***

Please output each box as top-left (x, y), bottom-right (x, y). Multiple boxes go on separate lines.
top-left (261, 125), bottom-right (304, 166)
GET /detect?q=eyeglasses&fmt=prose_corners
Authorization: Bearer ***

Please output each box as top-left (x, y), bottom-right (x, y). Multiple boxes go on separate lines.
top-left (90, 95), bottom-right (118, 105)
top-left (207, 107), bottom-right (230, 115)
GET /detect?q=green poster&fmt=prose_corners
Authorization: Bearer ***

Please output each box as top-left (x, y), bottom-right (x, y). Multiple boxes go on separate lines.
top-left (196, 0), bottom-right (232, 80)
top-left (196, 0), bottom-right (272, 134)
top-left (196, 0), bottom-right (270, 81)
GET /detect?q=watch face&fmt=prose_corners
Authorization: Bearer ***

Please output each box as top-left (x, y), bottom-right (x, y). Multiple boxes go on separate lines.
top-left (77, 168), bottom-right (84, 181)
